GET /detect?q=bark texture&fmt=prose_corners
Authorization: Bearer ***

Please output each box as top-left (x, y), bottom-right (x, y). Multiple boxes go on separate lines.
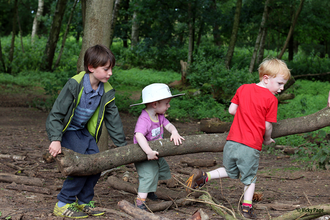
top-left (130, 11), bottom-right (139, 49)
top-left (76, 0), bottom-right (114, 72)
top-left (224, 0), bottom-right (242, 69)
top-left (43, 0), bottom-right (67, 71)
top-left (0, 173), bottom-right (44, 187)
top-left (53, 0), bottom-right (78, 70)
top-left (31, 0), bottom-right (44, 44)
top-left (109, 0), bottom-right (121, 47)
top-left (249, 0), bottom-right (269, 73)
top-left (56, 107), bottom-right (330, 176)
top-left (277, 0), bottom-right (305, 59)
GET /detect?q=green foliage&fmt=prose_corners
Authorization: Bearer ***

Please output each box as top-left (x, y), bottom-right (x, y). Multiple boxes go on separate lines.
top-left (129, 92), bottom-right (233, 122)
top-left (111, 67), bottom-right (181, 89)
top-left (277, 80), bottom-right (330, 120)
top-left (188, 46), bottom-right (258, 103)
top-left (287, 53), bottom-right (330, 80)
top-left (292, 131), bottom-right (330, 170)
top-left (114, 42), bottom-right (187, 71)
top-left (0, 35), bottom-right (81, 74)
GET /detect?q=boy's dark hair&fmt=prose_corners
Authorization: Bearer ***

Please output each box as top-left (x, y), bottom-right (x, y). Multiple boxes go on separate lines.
top-left (84, 44), bottom-right (115, 73)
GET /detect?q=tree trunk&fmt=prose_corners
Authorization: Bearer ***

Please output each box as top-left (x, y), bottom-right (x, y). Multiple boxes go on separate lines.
top-left (122, 0), bottom-right (130, 48)
top-left (31, 0), bottom-right (44, 44)
top-left (187, 3), bottom-right (193, 64)
top-left (212, 0), bottom-right (222, 46)
top-left (81, 0), bottom-right (86, 32)
top-left (77, 0), bottom-right (114, 72)
top-left (277, 0), bottom-right (305, 59)
top-left (288, 32), bottom-right (294, 61)
top-left (42, 0), bottom-right (67, 71)
top-left (0, 173), bottom-right (44, 187)
top-left (118, 200), bottom-right (171, 220)
top-left (53, 0), bottom-right (78, 71)
top-left (0, 38), bottom-right (6, 72)
top-left (257, 27), bottom-right (267, 65)
top-left (8, 0), bottom-right (18, 74)
top-left (17, 14), bottom-right (24, 53)
top-left (109, 0), bottom-right (121, 47)
top-left (131, 10), bottom-right (139, 49)
top-left (55, 107), bottom-right (330, 176)
top-left (272, 204), bottom-right (330, 220)
top-left (249, 0), bottom-right (269, 73)
top-left (76, 0), bottom-right (115, 152)
top-left (224, 0), bottom-right (242, 69)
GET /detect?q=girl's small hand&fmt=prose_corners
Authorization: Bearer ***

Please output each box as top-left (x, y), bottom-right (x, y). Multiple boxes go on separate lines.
top-left (170, 131), bottom-right (185, 145)
top-left (147, 151), bottom-right (159, 160)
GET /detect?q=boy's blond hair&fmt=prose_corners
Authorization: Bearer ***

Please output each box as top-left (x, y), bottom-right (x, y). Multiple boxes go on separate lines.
top-left (258, 58), bottom-right (291, 81)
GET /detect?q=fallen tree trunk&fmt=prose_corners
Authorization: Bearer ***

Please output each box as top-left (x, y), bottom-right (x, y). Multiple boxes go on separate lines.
top-left (107, 176), bottom-right (200, 200)
top-left (6, 182), bottom-right (50, 194)
top-left (55, 107), bottom-right (330, 176)
top-left (272, 203), bottom-right (330, 220)
top-left (118, 200), bottom-right (171, 220)
top-left (0, 173), bottom-right (44, 186)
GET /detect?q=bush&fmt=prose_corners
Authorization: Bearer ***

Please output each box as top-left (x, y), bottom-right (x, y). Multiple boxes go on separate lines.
top-left (187, 52), bottom-right (257, 103)
top-left (0, 35), bottom-right (81, 74)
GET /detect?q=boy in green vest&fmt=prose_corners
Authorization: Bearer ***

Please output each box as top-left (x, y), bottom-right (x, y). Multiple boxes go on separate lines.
top-left (46, 45), bottom-right (127, 218)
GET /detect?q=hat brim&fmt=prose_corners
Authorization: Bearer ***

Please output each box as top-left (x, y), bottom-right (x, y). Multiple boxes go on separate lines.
top-left (130, 93), bottom-right (185, 107)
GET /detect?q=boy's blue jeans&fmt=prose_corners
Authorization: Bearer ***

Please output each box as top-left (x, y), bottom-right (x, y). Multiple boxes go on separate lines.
top-left (57, 128), bottom-right (101, 204)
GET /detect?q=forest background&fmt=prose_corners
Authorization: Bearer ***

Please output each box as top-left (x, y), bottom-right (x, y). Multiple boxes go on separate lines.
top-left (1, 0), bottom-right (330, 171)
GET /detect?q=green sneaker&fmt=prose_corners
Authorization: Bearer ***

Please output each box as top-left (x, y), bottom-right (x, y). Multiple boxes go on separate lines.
top-left (76, 201), bottom-right (105, 216)
top-left (53, 202), bottom-right (88, 219)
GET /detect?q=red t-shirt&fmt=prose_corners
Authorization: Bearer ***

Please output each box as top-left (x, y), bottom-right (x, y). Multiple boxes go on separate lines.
top-left (226, 84), bottom-right (278, 151)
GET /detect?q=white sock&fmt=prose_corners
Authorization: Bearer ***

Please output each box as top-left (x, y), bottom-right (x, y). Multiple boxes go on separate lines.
top-left (208, 167), bottom-right (228, 180)
top-left (137, 192), bottom-right (148, 200)
top-left (243, 183), bottom-right (255, 202)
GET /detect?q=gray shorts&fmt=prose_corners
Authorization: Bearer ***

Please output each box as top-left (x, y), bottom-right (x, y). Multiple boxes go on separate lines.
top-left (135, 157), bottom-right (171, 193)
top-left (223, 141), bottom-right (260, 185)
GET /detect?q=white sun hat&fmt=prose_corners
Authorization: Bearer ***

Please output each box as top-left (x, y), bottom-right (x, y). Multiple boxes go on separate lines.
top-left (130, 83), bottom-right (185, 107)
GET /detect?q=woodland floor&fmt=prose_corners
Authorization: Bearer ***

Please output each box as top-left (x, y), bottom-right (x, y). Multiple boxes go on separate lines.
top-left (0, 87), bottom-right (330, 220)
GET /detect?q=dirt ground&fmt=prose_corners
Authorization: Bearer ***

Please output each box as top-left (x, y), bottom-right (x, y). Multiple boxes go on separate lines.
top-left (0, 90), bottom-right (330, 220)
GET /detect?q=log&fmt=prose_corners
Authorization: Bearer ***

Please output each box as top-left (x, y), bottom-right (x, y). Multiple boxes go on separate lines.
top-left (56, 107), bottom-right (330, 176)
top-left (5, 182), bottom-right (50, 194)
top-left (199, 118), bottom-right (232, 133)
top-left (181, 158), bottom-right (217, 168)
top-left (118, 200), bottom-right (171, 220)
top-left (148, 198), bottom-right (194, 212)
top-left (277, 93), bottom-right (295, 102)
top-left (56, 133), bottom-right (227, 176)
top-left (272, 204), bottom-right (330, 220)
top-left (0, 173), bottom-right (44, 187)
top-left (0, 154), bottom-right (26, 161)
top-left (107, 176), bottom-right (188, 200)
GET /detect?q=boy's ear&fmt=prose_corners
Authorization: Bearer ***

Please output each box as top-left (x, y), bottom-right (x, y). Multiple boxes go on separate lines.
top-left (263, 74), bottom-right (270, 84)
top-left (87, 65), bottom-right (94, 73)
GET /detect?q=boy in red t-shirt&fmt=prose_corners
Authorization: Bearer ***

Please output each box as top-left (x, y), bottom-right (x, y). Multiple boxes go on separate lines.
top-left (186, 58), bottom-right (291, 219)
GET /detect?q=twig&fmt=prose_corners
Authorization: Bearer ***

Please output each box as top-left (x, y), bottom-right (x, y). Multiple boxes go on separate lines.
top-left (96, 193), bottom-right (103, 207)
top-left (172, 174), bottom-right (212, 198)
top-left (172, 207), bottom-right (191, 215)
top-left (295, 212), bottom-right (307, 220)
top-left (134, 188), bottom-right (153, 213)
top-left (185, 198), bottom-right (236, 218)
top-left (172, 174), bottom-right (237, 218)
top-left (167, 196), bottom-right (178, 209)
top-left (259, 174), bottom-right (304, 180)
top-left (303, 191), bottom-right (312, 206)
top-left (101, 207), bottom-right (134, 219)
